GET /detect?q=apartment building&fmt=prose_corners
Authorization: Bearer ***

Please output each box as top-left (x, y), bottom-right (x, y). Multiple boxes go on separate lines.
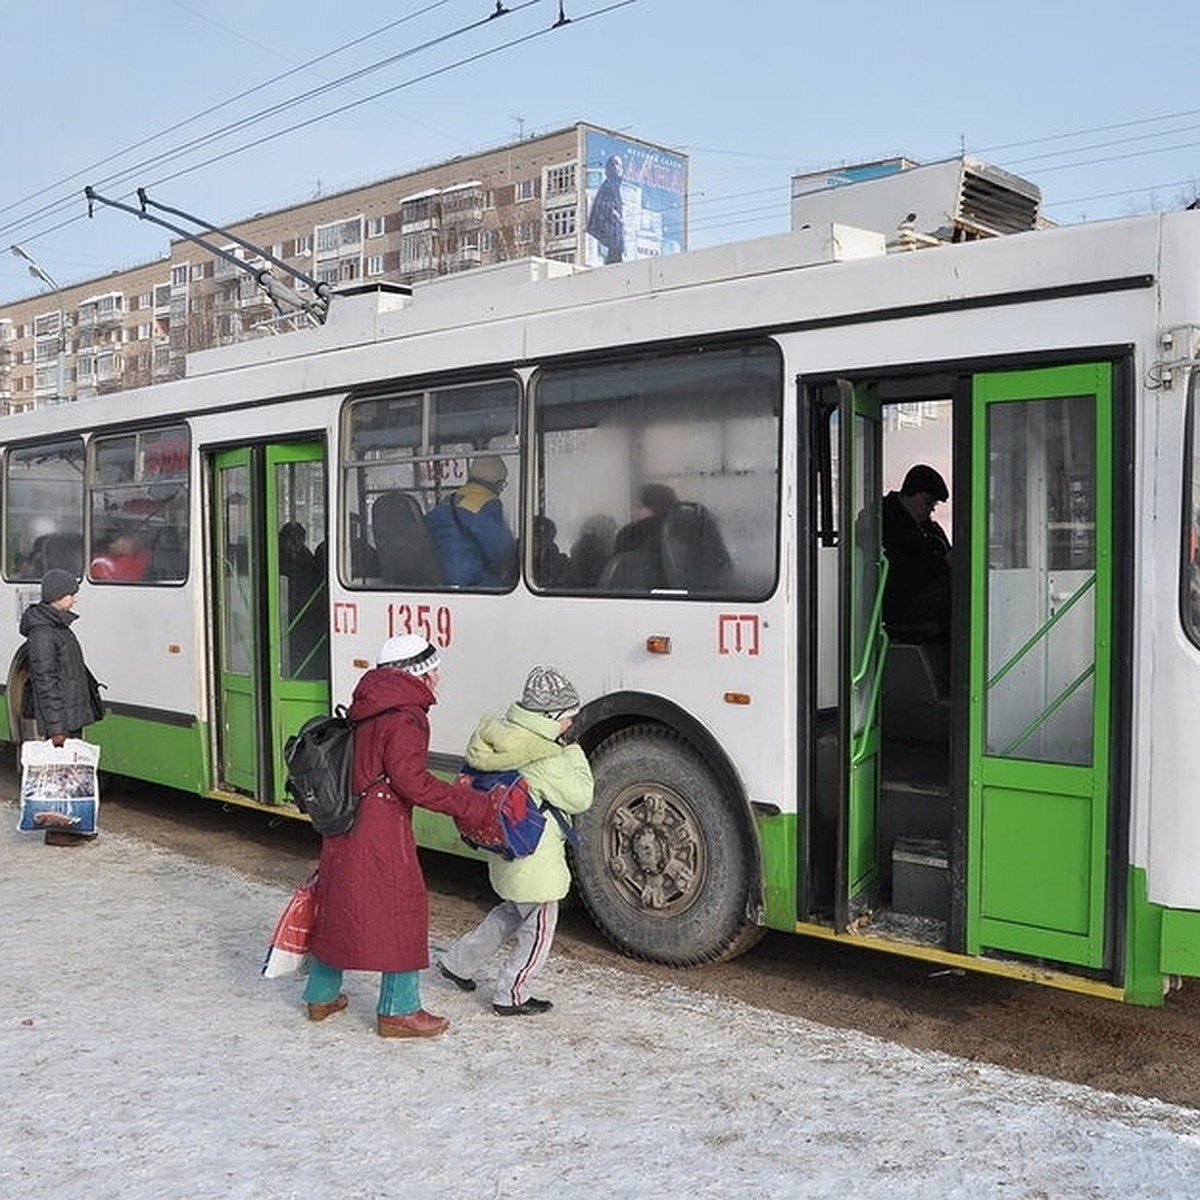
top-left (0, 123), bottom-right (688, 414)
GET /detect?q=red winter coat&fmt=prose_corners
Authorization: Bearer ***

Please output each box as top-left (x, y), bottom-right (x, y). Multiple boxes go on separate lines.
top-left (309, 667), bottom-right (485, 973)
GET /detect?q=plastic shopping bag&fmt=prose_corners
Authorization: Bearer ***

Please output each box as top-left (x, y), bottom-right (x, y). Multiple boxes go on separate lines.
top-left (17, 738), bottom-right (101, 836)
top-left (261, 870), bottom-right (318, 978)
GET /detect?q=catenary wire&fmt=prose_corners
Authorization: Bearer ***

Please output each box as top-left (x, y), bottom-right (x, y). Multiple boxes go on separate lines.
top-left (0, 0), bottom-right (456, 222)
top-left (0, 0), bottom-right (544, 246)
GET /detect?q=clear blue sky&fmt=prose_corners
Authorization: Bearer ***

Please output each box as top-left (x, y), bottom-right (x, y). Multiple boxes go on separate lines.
top-left (3, 0), bottom-right (1199, 304)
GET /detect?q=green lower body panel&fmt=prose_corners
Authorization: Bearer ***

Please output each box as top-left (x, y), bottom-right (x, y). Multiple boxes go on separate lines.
top-left (412, 808), bottom-right (488, 861)
top-left (1120, 865), bottom-right (1200, 1007)
top-left (1158, 897), bottom-right (1200, 980)
top-left (754, 810), bottom-right (798, 932)
top-left (87, 715), bottom-right (211, 797)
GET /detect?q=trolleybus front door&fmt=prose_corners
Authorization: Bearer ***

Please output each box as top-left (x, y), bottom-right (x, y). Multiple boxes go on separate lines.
top-left (213, 443), bottom-right (330, 805)
top-left (967, 364), bottom-right (1114, 969)
top-left (837, 382), bottom-right (887, 927)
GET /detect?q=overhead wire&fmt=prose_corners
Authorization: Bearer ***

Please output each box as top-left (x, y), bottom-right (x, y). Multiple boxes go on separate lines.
top-left (0, 0), bottom-right (542, 246)
top-left (4, 5), bottom-right (1195, 274)
top-left (0, 0), bottom-right (456, 223)
top-left (142, 2), bottom-right (635, 194)
top-left (0, 0), bottom-right (604, 251)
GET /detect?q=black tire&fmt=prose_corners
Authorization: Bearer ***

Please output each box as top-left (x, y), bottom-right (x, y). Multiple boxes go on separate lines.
top-left (9, 667), bottom-right (38, 745)
top-left (573, 726), bottom-right (763, 966)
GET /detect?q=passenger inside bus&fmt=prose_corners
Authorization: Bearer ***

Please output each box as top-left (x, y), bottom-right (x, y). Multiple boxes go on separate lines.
top-left (566, 515), bottom-right (616, 587)
top-left (279, 522), bottom-right (327, 677)
top-left (424, 455), bottom-right (516, 588)
top-left (532, 515), bottom-right (570, 586)
top-left (345, 513), bottom-right (381, 580)
top-left (19, 531), bottom-right (84, 580)
top-left (90, 530), bottom-right (151, 582)
top-left (881, 464), bottom-right (952, 641)
top-left (600, 484), bottom-right (733, 593)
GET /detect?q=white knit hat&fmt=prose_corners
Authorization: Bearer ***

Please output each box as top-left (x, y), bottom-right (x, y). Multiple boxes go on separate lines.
top-left (520, 665), bottom-right (579, 713)
top-left (377, 634), bottom-right (441, 675)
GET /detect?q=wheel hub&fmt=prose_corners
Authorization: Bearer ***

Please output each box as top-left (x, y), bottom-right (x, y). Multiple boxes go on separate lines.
top-left (605, 786), bottom-right (705, 915)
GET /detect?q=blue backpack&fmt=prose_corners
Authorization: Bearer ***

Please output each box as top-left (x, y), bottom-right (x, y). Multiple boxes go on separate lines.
top-left (455, 766), bottom-right (577, 860)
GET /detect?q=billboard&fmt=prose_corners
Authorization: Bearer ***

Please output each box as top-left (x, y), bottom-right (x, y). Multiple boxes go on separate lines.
top-left (583, 130), bottom-right (687, 268)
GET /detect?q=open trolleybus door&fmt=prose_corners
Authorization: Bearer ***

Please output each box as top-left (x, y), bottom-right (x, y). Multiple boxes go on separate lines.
top-left (967, 364), bottom-right (1115, 968)
top-left (212, 443), bottom-right (330, 805)
top-left (836, 381), bottom-right (888, 930)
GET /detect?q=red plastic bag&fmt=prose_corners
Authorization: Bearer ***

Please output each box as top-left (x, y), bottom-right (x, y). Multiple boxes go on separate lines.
top-left (261, 870), bottom-right (318, 978)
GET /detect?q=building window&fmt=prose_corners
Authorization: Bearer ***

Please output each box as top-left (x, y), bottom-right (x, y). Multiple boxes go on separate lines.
top-left (401, 232), bottom-right (435, 269)
top-left (295, 234), bottom-right (313, 255)
top-left (401, 193), bottom-right (438, 227)
top-left (515, 221), bottom-right (537, 246)
top-left (316, 218), bottom-right (362, 253)
top-left (515, 178), bottom-right (537, 203)
top-left (271, 243), bottom-right (283, 259)
top-left (546, 208), bottom-right (577, 238)
top-left (191, 263), bottom-right (206, 281)
top-left (545, 163), bottom-right (577, 197)
top-left (367, 216), bottom-right (386, 237)
top-left (367, 254), bottom-right (385, 276)
top-left (171, 265), bottom-right (188, 288)
top-left (483, 190), bottom-right (496, 210)
top-left (480, 229), bottom-right (495, 252)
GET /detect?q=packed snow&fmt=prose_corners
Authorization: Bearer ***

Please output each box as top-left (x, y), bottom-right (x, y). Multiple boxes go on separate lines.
top-left (3, 806), bottom-right (1198, 1199)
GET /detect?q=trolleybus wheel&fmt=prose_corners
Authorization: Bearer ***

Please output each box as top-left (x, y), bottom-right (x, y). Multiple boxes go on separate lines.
top-left (574, 726), bottom-right (762, 966)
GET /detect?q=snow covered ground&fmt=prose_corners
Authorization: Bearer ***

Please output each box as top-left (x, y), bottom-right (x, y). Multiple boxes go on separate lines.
top-left (3, 807), bottom-right (1199, 1199)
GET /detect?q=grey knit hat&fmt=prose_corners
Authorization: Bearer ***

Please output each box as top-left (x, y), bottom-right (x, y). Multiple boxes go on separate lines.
top-left (41, 569), bottom-right (79, 604)
top-left (520, 665), bottom-right (579, 714)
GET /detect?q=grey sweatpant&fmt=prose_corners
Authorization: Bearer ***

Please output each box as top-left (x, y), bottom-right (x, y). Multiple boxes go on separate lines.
top-left (440, 899), bottom-right (559, 1006)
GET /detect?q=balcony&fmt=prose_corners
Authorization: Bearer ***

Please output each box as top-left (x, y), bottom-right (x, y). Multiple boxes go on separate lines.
top-left (76, 292), bottom-right (126, 330)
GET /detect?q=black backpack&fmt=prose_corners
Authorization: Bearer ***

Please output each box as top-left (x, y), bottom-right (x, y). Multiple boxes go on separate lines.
top-left (283, 705), bottom-right (396, 836)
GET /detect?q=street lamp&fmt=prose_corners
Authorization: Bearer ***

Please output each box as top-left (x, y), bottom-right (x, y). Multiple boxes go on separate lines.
top-left (10, 242), bottom-right (61, 291)
top-left (9, 244), bottom-right (67, 406)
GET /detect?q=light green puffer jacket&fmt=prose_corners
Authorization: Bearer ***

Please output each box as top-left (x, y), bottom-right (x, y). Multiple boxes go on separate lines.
top-left (464, 703), bottom-right (595, 902)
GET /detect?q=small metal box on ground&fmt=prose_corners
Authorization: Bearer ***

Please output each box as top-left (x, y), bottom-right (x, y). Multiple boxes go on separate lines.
top-left (892, 837), bottom-right (949, 921)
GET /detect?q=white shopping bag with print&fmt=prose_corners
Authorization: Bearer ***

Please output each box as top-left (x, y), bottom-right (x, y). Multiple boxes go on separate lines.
top-left (17, 738), bottom-right (101, 836)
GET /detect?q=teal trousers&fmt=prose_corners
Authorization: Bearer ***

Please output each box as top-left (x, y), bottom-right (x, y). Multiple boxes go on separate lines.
top-left (303, 957), bottom-right (421, 1016)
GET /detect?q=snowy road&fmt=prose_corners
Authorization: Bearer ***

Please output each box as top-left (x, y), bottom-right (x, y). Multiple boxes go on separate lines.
top-left (2, 810), bottom-right (1198, 1199)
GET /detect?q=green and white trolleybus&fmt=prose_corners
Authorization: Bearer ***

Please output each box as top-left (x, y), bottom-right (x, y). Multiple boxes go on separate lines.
top-left (4, 206), bottom-right (1200, 1005)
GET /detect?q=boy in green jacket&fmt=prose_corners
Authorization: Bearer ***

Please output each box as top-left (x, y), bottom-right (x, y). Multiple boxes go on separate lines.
top-left (438, 666), bottom-right (594, 1015)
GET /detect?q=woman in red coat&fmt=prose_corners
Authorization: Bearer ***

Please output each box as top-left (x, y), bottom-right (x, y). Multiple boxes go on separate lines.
top-left (304, 634), bottom-right (487, 1038)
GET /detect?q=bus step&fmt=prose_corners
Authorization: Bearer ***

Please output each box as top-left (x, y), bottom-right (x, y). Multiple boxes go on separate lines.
top-left (891, 836), bottom-right (949, 922)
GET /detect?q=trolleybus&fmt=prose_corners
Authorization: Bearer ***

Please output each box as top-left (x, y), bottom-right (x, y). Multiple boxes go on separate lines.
top-left (4, 208), bottom-right (1200, 1005)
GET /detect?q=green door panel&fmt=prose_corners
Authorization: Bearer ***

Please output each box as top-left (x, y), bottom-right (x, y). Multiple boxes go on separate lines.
top-left (840, 382), bottom-right (886, 920)
top-left (213, 443), bottom-right (329, 804)
top-left (215, 449), bottom-right (258, 793)
top-left (968, 363), bottom-right (1114, 968)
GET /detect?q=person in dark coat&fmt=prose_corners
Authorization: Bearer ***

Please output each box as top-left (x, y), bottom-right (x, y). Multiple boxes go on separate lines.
top-left (303, 634), bottom-right (491, 1039)
top-left (587, 154), bottom-right (626, 264)
top-left (881, 464), bottom-right (952, 639)
top-left (19, 569), bottom-right (104, 845)
top-left (614, 482), bottom-right (679, 557)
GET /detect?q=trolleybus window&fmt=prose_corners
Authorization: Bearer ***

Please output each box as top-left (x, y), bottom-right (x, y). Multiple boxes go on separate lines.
top-left (531, 342), bottom-right (781, 597)
top-left (342, 378), bottom-right (519, 590)
top-left (87, 425), bottom-right (190, 584)
top-left (5, 438), bottom-right (85, 582)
